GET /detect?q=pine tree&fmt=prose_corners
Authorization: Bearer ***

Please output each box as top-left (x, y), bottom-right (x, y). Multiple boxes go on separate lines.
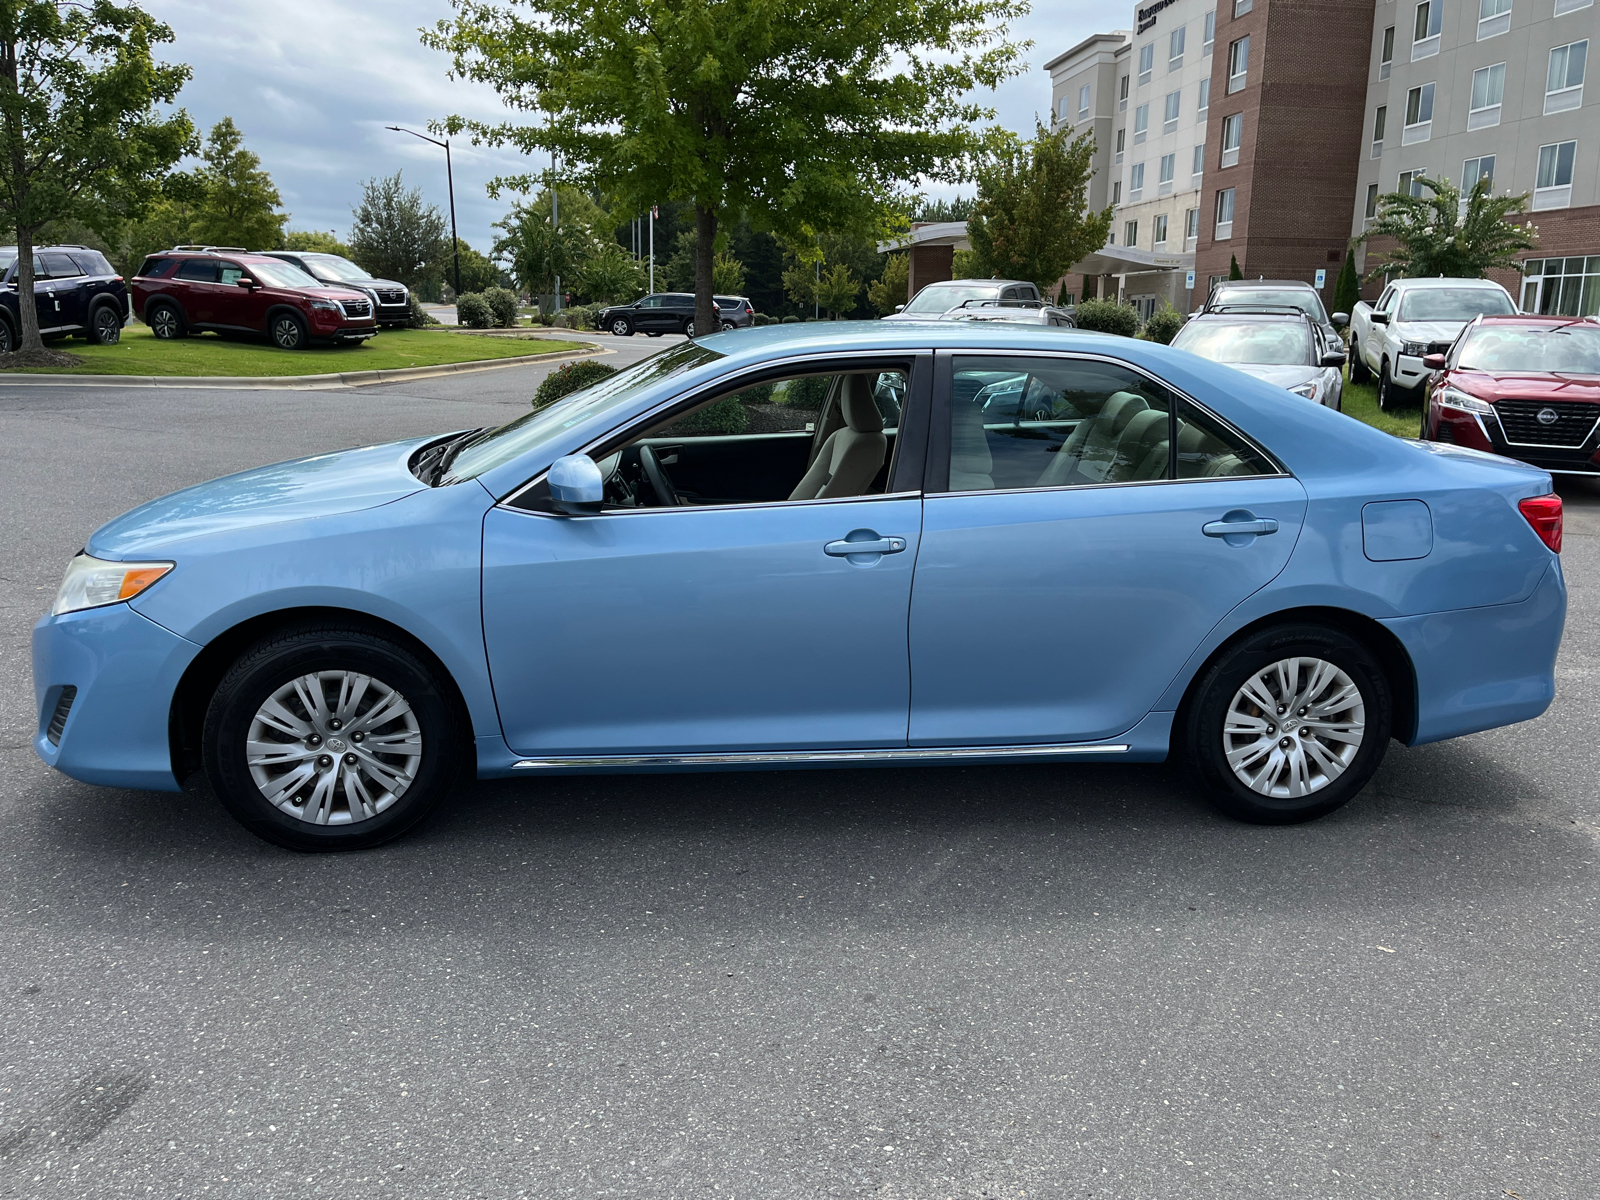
top-left (1332, 250), bottom-right (1360, 317)
top-left (1228, 254), bottom-right (1243, 280)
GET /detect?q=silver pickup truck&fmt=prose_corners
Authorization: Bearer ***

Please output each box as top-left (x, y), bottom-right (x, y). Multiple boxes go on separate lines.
top-left (1348, 277), bottom-right (1518, 410)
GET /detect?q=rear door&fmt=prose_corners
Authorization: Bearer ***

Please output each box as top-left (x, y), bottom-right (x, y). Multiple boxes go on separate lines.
top-left (38, 252), bottom-right (88, 331)
top-left (172, 257), bottom-right (220, 324)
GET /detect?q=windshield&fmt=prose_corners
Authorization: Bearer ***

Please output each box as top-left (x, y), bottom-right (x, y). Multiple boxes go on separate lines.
top-left (0, 248), bottom-right (15, 272)
top-left (1398, 288), bottom-right (1515, 322)
top-left (444, 341), bottom-right (724, 481)
top-left (1458, 322), bottom-right (1600, 374)
top-left (302, 254), bottom-right (372, 282)
top-left (903, 283), bottom-right (1000, 314)
top-left (1211, 287), bottom-right (1329, 323)
top-left (1173, 320), bottom-right (1311, 365)
top-left (251, 260), bottom-right (323, 289)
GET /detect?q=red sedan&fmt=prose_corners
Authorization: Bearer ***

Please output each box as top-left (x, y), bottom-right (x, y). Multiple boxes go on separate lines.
top-left (1423, 314), bottom-right (1600, 477)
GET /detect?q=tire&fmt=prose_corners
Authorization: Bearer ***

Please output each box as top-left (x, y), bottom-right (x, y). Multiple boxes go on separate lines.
top-left (88, 303), bottom-right (122, 345)
top-left (1377, 361), bottom-right (1412, 412)
top-left (720, 320), bottom-right (736, 331)
top-left (1184, 623), bottom-right (1392, 825)
top-left (609, 316), bottom-right (633, 337)
top-left (202, 623), bottom-right (461, 851)
top-left (147, 301), bottom-right (186, 340)
top-left (0, 318), bottom-right (12, 355)
top-left (647, 331), bottom-right (663, 337)
top-left (682, 317), bottom-right (696, 336)
top-left (1348, 339), bottom-right (1370, 385)
top-left (270, 310), bottom-right (309, 350)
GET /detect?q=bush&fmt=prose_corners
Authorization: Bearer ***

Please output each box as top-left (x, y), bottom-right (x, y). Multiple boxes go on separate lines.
top-left (776, 374), bottom-right (830, 409)
top-left (674, 394), bottom-right (748, 435)
top-left (780, 315), bottom-right (801, 324)
top-left (1073, 299), bottom-right (1141, 337)
top-left (406, 295), bottom-right (439, 328)
top-left (751, 312), bottom-right (776, 327)
top-left (1142, 305), bottom-right (1184, 345)
top-left (456, 292), bottom-right (496, 329)
top-left (555, 303), bottom-right (599, 331)
top-left (483, 287), bottom-right (520, 328)
top-left (532, 360), bottom-right (619, 410)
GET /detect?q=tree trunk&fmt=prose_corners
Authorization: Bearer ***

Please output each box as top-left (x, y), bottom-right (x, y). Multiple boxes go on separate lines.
top-left (693, 204), bottom-right (718, 336)
top-left (13, 224), bottom-right (41, 353)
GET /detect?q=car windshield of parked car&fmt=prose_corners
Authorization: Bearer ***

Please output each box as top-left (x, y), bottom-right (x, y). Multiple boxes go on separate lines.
top-left (301, 254), bottom-right (372, 283)
top-left (250, 260), bottom-right (322, 289)
top-left (1457, 323), bottom-right (1600, 375)
top-left (1398, 288), bottom-right (1515, 322)
top-left (902, 284), bottom-right (1001, 314)
top-left (443, 341), bottom-right (725, 482)
top-left (1173, 320), bottom-right (1310, 365)
top-left (0, 248), bottom-right (15, 273)
top-left (1212, 287), bottom-right (1329, 323)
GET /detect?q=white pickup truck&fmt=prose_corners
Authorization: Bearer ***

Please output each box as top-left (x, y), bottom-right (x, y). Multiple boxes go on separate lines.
top-left (1348, 277), bottom-right (1519, 410)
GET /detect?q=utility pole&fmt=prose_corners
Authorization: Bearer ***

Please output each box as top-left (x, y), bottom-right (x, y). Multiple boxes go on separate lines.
top-left (551, 148), bottom-right (561, 314)
top-left (386, 126), bottom-right (460, 300)
top-left (649, 206), bottom-right (656, 293)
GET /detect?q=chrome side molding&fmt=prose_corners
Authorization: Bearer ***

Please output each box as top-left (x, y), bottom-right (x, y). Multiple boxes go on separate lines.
top-left (511, 743), bottom-right (1133, 770)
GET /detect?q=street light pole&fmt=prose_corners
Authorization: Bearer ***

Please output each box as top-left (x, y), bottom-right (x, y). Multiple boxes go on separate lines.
top-left (387, 125), bottom-right (461, 300)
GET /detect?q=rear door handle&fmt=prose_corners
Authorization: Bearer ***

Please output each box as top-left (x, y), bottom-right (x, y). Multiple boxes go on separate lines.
top-left (1202, 511), bottom-right (1279, 544)
top-left (825, 531), bottom-right (907, 561)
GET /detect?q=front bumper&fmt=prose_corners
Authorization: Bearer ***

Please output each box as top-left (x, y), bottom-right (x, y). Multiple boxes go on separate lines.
top-left (1430, 405), bottom-right (1600, 475)
top-left (32, 604), bottom-right (202, 792)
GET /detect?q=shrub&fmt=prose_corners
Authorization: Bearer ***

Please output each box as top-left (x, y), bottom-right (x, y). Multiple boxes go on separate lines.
top-left (1142, 305), bottom-right (1183, 345)
top-left (751, 312), bottom-right (776, 327)
top-left (483, 287), bottom-right (520, 328)
top-left (780, 315), bottom-right (801, 324)
top-left (1073, 298), bottom-right (1141, 337)
top-left (555, 304), bottom-right (599, 331)
top-left (776, 374), bottom-right (830, 409)
top-left (675, 394), bottom-right (748, 435)
top-left (406, 295), bottom-right (439, 328)
top-left (532, 360), bottom-right (619, 409)
top-left (455, 292), bottom-right (496, 329)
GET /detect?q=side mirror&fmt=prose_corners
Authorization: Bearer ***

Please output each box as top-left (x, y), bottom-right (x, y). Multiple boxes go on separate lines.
top-left (236, 278), bottom-right (257, 289)
top-left (1331, 311), bottom-right (1349, 326)
top-left (547, 454), bottom-right (604, 515)
top-left (894, 304), bottom-right (905, 313)
top-left (1320, 352), bottom-right (1347, 368)
top-left (1422, 353), bottom-right (1448, 370)
top-left (1370, 311), bottom-right (1389, 325)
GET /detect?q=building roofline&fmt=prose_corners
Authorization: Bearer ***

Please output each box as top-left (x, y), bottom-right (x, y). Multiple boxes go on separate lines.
top-left (1044, 30), bottom-right (1132, 73)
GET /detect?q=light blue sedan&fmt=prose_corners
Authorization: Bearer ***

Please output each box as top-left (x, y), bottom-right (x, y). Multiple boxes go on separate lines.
top-left (33, 324), bottom-right (1567, 849)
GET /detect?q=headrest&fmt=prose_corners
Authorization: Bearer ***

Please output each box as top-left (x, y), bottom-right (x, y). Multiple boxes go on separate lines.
top-left (840, 375), bottom-right (884, 433)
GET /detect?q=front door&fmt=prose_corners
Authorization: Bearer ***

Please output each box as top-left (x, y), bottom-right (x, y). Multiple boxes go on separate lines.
top-left (634, 295), bottom-right (668, 333)
top-left (481, 359), bottom-right (924, 756)
top-left (908, 353), bottom-right (1307, 746)
top-left (38, 251), bottom-right (87, 331)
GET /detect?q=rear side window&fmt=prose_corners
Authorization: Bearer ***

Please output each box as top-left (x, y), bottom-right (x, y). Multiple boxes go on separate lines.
top-left (68, 250), bottom-right (115, 276)
top-left (1174, 397), bottom-right (1275, 479)
top-left (137, 257), bottom-right (172, 278)
top-left (175, 258), bottom-right (219, 282)
top-left (39, 251), bottom-right (83, 278)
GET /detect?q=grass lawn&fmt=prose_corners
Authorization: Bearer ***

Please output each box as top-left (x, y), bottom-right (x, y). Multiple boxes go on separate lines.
top-left (1341, 373), bottom-right (1423, 438)
top-left (9, 325), bottom-right (589, 377)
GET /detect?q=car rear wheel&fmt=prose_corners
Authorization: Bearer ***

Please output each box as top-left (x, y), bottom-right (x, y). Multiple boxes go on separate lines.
top-left (203, 624), bottom-right (460, 851)
top-left (1184, 623), bottom-right (1391, 825)
top-left (0, 318), bottom-right (12, 355)
top-left (609, 317), bottom-right (632, 337)
top-left (720, 320), bottom-right (736, 331)
top-left (1348, 339), bottom-right (1370, 385)
top-left (88, 303), bottom-right (122, 345)
top-left (147, 301), bottom-right (186, 340)
top-left (271, 311), bottom-right (309, 350)
top-left (682, 316), bottom-right (696, 336)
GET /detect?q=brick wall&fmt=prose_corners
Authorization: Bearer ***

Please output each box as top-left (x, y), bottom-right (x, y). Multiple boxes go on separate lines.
top-left (907, 243), bottom-right (953, 301)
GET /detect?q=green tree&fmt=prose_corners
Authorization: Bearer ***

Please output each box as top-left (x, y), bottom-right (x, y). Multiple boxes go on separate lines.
top-left (966, 122), bottom-right (1112, 294)
top-left (285, 228), bottom-right (353, 257)
top-left (711, 251), bottom-right (745, 295)
top-left (1228, 254), bottom-right (1243, 280)
top-left (189, 117), bottom-right (284, 249)
top-left (867, 253), bottom-right (910, 314)
top-left (1356, 173), bottom-right (1536, 280)
top-left (0, 0), bottom-right (194, 354)
top-left (426, 0), bottom-right (1028, 340)
top-left (348, 171), bottom-right (448, 291)
top-left (912, 195), bottom-right (974, 222)
top-left (445, 237), bottom-right (502, 293)
top-left (576, 240), bottom-right (645, 304)
top-left (494, 184), bottom-right (600, 298)
top-left (1332, 249), bottom-right (1360, 317)
top-left (814, 262), bottom-right (860, 318)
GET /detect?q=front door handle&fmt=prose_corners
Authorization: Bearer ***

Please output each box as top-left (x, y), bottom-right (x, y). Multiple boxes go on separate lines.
top-left (1202, 510), bottom-right (1279, 545)
top-left (825, 530), bottom-right (907, 563)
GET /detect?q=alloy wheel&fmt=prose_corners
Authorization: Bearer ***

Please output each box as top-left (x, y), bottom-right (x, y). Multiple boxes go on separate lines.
top-left (1222, 656), bottom-right (1365, 799)
top-left (610, 318), bottom-right (631, 336)
top-left (245, 670), bottom-right (422, 825)
top-left (0, 321), bottom-right (11, 354)
top-left (93, 306), bottom-right (121, 344)
top-left (273, 315), bottom-right (305, 349)
top-left (150, 306), bottom-right (181, 339)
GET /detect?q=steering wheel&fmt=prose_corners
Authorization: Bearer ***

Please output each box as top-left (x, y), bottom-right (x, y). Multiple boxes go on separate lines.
top-left (638, 444), bottom-right (680, 507)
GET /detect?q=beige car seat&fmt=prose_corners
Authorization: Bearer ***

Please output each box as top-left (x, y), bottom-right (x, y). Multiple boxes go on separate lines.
top-left (1036, 390), bottom-right (1150, 487)
top-left (789, 375), bottom-right (888, 500)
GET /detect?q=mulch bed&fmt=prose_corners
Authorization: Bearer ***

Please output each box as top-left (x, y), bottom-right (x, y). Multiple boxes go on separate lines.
top-left (0, 347), bottom-right (87, 371)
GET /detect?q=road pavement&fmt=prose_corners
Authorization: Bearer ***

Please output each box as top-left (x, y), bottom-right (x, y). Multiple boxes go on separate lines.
top-left (1, 364), bottom-right (1597, 1199)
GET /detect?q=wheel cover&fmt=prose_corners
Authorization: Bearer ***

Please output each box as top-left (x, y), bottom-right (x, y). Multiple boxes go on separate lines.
top-left (1223, 656), bottom-right (1365, 799)
top-left (273, 317), bottom-right (300, 348)
top-left (245, 670), bottom-right (422, 825)
top-left (611, 319), bottom-right (629, 335)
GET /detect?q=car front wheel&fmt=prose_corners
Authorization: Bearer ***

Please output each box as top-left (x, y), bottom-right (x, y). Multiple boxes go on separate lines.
top-left (0, 318), bottom-right (12, 355)
top-left (1377, 361), bottom-right (1407, 411)
top-left (609, 317), bottom-right (632, 337)
top-left (1184, 623), bottom-right (1391, 825)
top-left (203, 624), bottom-right (460, 851)
top-left (148, 301), bottom-right (186, 340)
top-left (1348, 339), bottom-right (1370, 385)
top-left (271, 312), bottom-right (309, 350)
top-left (89, 303), bottom-right (122, 345)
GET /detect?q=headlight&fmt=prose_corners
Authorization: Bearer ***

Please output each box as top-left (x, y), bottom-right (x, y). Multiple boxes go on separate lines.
top-left (1401, 340), bottom-right (1429, 357)
top-left (53, 554), bottom-right (173, 616)
top-left (1289, 381), bottom-right (1319, 399)
top-left (309, 298), bottom-right (341, 312)
top-left (1434, 385), bottom-right (1493, 415)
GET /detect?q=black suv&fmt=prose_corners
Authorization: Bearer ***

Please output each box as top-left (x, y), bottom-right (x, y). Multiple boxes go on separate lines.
top-left (259, 250), bottom-right (411, 327)
top-left (0, 245), bottom-right (128, 352)
top-left (599, 292), bottom-right (722, 337)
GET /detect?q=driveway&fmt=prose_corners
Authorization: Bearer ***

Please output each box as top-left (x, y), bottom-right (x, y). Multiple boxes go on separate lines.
top-left (1, 366), bottom-right (1597, 1199)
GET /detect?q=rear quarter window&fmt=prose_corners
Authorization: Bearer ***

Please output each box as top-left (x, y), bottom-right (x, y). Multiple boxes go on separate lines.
top-left (137, 257), bottom-right (174, 279)
top-left (69, 250), bottom-right (116, 277)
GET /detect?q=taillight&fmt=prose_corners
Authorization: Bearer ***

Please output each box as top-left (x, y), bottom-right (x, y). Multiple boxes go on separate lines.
top-left (1518, 494), bottom-right (1563, 553)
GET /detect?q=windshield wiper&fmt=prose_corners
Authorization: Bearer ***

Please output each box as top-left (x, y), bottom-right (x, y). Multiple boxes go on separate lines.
top-left (413, 428), bottom-right (487, 486)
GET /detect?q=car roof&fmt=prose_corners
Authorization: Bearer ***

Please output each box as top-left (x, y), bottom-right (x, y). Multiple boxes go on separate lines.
top-left (1214, 279), bottom-right (1317, 290)
top-left (158, 248), bottom-right (293, 264)
top-left (1389, 277), bottom-right (1509, 290)
top-left (921, 278), bottom-right (1032, 289)
top-left (1189, 309), bottom-right (1312, 323)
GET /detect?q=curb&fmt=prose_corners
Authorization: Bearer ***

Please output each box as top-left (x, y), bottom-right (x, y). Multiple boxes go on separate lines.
top-left (0, 341), bottom-right (608, 390)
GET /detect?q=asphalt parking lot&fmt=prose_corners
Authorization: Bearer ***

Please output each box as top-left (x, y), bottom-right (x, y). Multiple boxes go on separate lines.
top-left (2, 353), bottom-right (1598, 1199)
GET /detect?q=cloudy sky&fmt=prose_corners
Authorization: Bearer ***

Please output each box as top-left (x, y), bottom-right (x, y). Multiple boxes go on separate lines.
top-left (147, 0), bottom-right (1108, 253)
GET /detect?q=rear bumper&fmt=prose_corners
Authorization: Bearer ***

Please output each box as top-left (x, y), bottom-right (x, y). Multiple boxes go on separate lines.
top-left (1382, 559), bottom-right (1567, 746)
top-left (32, 604), bottom-right (202, 792)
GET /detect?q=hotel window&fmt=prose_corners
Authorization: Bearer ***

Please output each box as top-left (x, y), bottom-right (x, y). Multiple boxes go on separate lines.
top-left (1478, 0), bottom-right (1511, 40)
top-left (1159, 152), bottom-right (1176, 195)
top-left (1198, 77), bottom-right (1211, 115)
top-left (1170, 26), bottom-right (1186, 69)
top-left (1120, 73), bottom-right (1130, 111)
top-left (1203, 10), bottom-right (1215, 55)
top-left (1134, 102), bottom-right (1150, 144)
top-left (1130, 161), bottom-right (1146, 200)
top-left (1221, 113), bottom-right (1243, 167)
top-left (1372, 105), bottom-right (1387, 158)
top-left (1235, 0), bottom-right (1252, 13)
top-left (1534, 140), bottom-right (1577, 210)
top-left (1228, 36), bottom-right (1249, 93)
top-left (1164, 90), bottom-right (1181, 132)
top-left (1461, 155), bottom-right (1496, 214)
top-left (1139, 43), bottom-right (1154, 85)
top-left (1185, 207), bottom-right (1200, 248)
top-left (1154, 214), bottom-right (1170, 247)
top-left (1397, 168), bottom-right (1427, 197)
top-left (1521, 256), bottom-right (1600, 317)
top-left (1554, 0), bottom-right (1593, 14)
top-left (1215, 187), bottom-right (1235, 238)
top-left (1403, 82), bottom-right (1435, 144)
top-left (1380, 27), bottom-right (1395, 79)
top-left (1113, 181), bottom-right (1122, 205)
top-left (1412, 1), bottom-right (1441, 60)
top-left (1116, 127), bottom-right (1126, 164)
top-left (1546, 41), bottom-right (1588, 115)
top-left (1364, 182), bottom-right (1380, 222)
top-left (1192, 143), bottom-right (1206, 179)
top-left (1079, 83), bottom-right (1092, 121)
top-left (1056, 95), bottom-right (1069, 125)
top-left (1125, 219), bottom-right (1140, 248)
top-left (1469, 63), bottom-right (1505, 128)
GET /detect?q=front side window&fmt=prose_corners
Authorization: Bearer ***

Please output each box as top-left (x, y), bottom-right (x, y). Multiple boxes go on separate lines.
top-left (1221, 113), bottom-right (1243, 167)
top-left (1228, 36), bottom-right (1249, 92)
top-left (1547, 41), bottom-right (1588, 113)
top-left (1139, 43), bottom-right (1154, 84)
top-left (1216, 187), bottom-right (1236, 236)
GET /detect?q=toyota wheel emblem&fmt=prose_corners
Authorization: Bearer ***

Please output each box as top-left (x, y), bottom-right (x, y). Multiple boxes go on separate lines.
top-left (1537, 407), bottom-right (1559, 426)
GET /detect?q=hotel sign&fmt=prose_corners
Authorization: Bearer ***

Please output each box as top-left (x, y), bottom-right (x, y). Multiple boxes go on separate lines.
top-left (1137, 0), bottom-right (1179, 32)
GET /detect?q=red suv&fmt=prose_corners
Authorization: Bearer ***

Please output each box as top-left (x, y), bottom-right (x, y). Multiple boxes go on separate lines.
top-left (131, 247), bottom-right (377, 350)
top-left (1422, 314), bottom-right (1600, 476)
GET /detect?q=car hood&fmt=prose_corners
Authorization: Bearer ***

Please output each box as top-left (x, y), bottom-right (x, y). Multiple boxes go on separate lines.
top-left (1452, 370), bottom-right (1600, 403)
top-left (1221, 363), bottom-right (1321, 390)
top-left (87, 437), bottom-right (439, 558)
top-left (1393, 319), bottom-right (1469, 343)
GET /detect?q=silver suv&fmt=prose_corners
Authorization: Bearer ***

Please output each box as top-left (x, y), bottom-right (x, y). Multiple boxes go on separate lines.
top-left (882, 278), bottom-right (1044, 320)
